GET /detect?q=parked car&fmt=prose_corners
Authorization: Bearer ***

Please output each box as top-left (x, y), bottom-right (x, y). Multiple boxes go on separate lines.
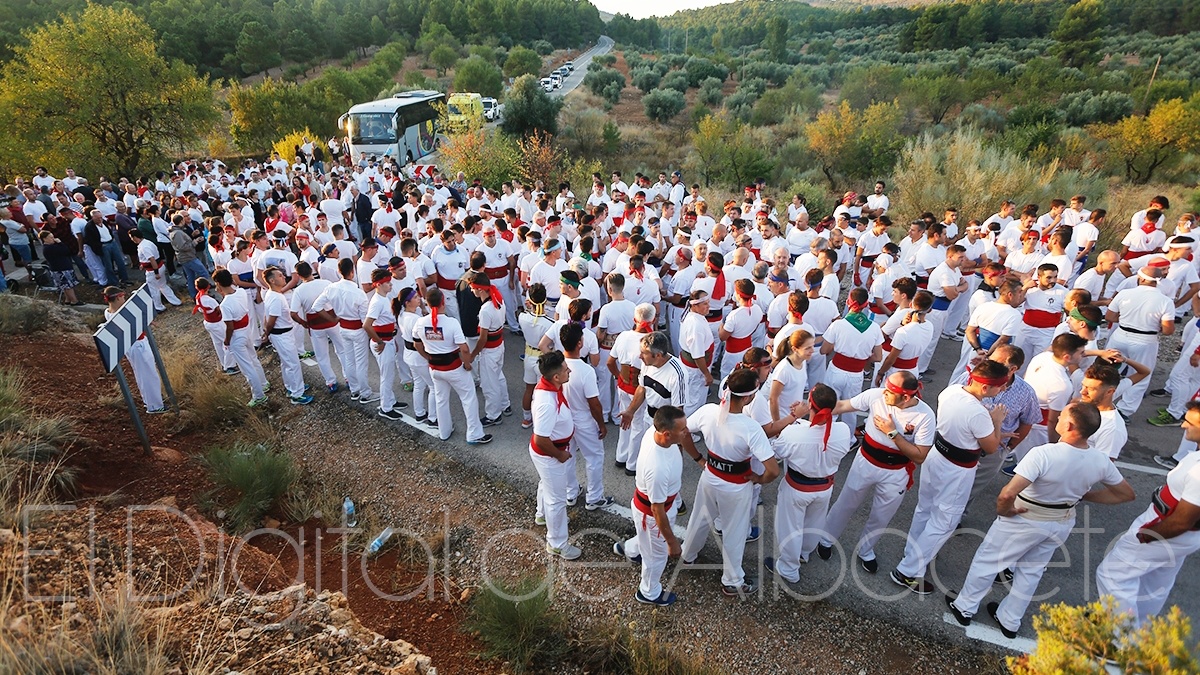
top-left (540, 77), bottom-right (554, 92)
top-left (550, 72), bottom-right (563, 88)
top-left (565, 61), bottom-right (574, 72)
top-left (481, 97), bottom-right (500, 121)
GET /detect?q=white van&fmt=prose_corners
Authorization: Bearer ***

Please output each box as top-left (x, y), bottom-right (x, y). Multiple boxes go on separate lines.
top-left (550, 72), bottom-right (563, 88)
top-left (540, 77), bottom-right (554, 92)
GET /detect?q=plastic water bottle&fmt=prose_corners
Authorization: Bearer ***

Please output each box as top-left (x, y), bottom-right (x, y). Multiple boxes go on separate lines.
top-left (343, 497), bottom-right (357, 528)
top-left (367, 527), bottom-right (394, 555)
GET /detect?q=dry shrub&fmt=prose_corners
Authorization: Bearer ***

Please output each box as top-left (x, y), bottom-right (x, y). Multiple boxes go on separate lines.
top-left (0, 294), bottom-right (48, 335)
top-left (0, 367), bottom-right (80, 526)
top-left (578, 622), bottom-right (720, 675)
top-left (1096, 180), bottom-right (1192, 253)
top-left (161, 343), bottom-right (248, 430)
top-left (891, 127), bottom-right (1107, 226)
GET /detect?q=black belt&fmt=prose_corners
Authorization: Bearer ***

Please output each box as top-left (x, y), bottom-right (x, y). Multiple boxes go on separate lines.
top-left (428, 351), bottom-right (460, 366)
top-left (269, 327), bottom-right (293, 335)
top-left (706, 454), bottom-right (750, 476)
top-left (786, 468), bottom-right (830, 486)
top-left (862, 434), bottom-right (910, 467)
top-left (933, 432), bottom-right (981, 467)
top-left (1119, 325), bottom-right (1157, 335)
top-left (1017, 494), bottom-right (1075, 510)
top-left (647, 405), bottom-right (659, 417)
top-left (404, 340), bottom-right (416, 350)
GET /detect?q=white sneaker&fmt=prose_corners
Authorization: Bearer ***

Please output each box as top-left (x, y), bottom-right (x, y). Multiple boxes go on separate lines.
top-left (546, 543), bottom-right (582, 560)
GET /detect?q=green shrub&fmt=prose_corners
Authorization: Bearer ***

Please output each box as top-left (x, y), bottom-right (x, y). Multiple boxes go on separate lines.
top-left (468, 577), bottom-right (569, 672)
top-left (1059, 89), bottom-right (1135, 126)
top-left (644, 88), bottom-right (686, 123)
top-left (202, 442), bottom-right (296, 532)
top-left (631, 68), bottom-right (661, 93)
top-left (584, 67), bottom-right (625, 99)
top-left (660, 70), bottom-right (689, 93)
top-left (697, 76), bottom-right (724, 107)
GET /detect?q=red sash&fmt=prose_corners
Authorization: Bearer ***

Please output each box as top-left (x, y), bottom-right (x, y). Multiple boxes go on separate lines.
top-left (726, 334), bottom-right (752, 353)
top-left (633, 488), bottom-right (677, 517)
top-left (339, 318), bottom-right (364, 330)
top-left (484, 331), bottom-right (504, 348)
top-left (893, 355), bottom-right (918, 370)
top-left (435, 273), bottom-right (457, 290)
top-left (194, 297), bottom-right (222, 323)
top-left (307, 312), bottom-right (337, 330)
top-left (1023, 308), bottom-right (1060, 328)
top-left (831, 352), bottom-right (869, 373)
top-left (485, 265), bottom-right (508, 280)
top-left (531, 436), bottom-right (572, 458)
top-left (230, 314), bottom-right (250, 330)
top-left (375, 324), bottom-right (397, 341)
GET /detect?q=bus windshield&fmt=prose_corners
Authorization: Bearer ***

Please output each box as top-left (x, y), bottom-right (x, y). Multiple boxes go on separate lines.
top-left (348, 113), bottom-right (396, 145)
top-left (448, 103), bottom-right (462, 115)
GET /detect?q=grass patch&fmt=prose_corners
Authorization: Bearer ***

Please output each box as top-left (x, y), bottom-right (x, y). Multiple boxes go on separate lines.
top-left (468, 576), bottom-right (569, 672)
top-left (0, 294), bottom-right (49, 335)
top-left (0, 591), bottom-right (171, 675)
top-left (201, 441), bottom-right (296, 533)
top-left (0, 367), bottom-right (80, 527)
top-left (577, 623), bottom-right (720, 675)
top-left (162, 344), bottom-right (248, 430)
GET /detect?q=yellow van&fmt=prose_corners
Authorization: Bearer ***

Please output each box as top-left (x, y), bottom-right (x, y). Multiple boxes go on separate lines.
top-left (446, 92), bottom-right (484, 133)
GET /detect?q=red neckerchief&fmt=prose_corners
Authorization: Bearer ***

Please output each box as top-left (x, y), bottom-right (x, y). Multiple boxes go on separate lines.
top-left (535, 377), bottom-right (566, 410)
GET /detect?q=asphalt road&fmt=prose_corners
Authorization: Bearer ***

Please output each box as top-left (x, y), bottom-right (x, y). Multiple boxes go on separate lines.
top-left (298, 311), bottom-right (1196, 653)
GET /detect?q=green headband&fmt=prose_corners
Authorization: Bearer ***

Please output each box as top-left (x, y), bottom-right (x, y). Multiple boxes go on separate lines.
top-left (1069, 308), bottom-right (1099, 330)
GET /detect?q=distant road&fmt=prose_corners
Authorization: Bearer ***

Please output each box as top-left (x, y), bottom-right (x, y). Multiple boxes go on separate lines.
top-left (552, 35), bottom-right (613, 99)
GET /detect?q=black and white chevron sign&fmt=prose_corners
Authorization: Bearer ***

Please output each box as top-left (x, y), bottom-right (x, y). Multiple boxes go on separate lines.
top-left (93, 284), bottom-right (155, 373)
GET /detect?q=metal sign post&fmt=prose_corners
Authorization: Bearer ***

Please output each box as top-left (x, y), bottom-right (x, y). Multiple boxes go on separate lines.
top-left (92, 284), bottom-right (176, 456)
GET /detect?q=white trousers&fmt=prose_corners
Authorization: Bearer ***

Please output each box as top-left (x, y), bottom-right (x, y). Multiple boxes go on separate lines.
top-left (953, 514), bottom-right (1075, 632)
top-left (773, 484), bottom-right (833, 582)
top-left (145, 270), bottom-right (173, 310)
top-left (615, 393), bottom-right (648, 471)
top-left (500, 281), bottom-right (520, 331)
top-left (268, 329), bottom-right (306, 398)
top-left (918, 309), bottom-right (948, 373)
top-left (1165, 338), bottom-right (1200, 418)
top-left (595, 348), bottom-right (614, 420)
top-left (395, 340), bottom-right (413, 384)
top-left (1096, 505), bottom-right (1200, 626)
top-left (405, 353), bottom-right (436, 420)
top-left (570, 418), bottom-right (606, 504)
top-left (720, 347), bottom-right (748, 382)
top-left (309, 327), bottom-right (340, 387)
top-left (477, 345), bottom-right (510, 419)
top-left (825, 363), bottom-right (866, 429)
top-left (431, 365), bottom-right (484, 442)
top-left (335, 326), bottom-right (373, 397)
top-left (83, 247), bottom-right (107, 284)
top-left (227, 328), bottom-right (266, 399)
top-left (1014, 327), bottom-right (1055, 377)
top-left (679, 473), bottom-right (755, 588)
top-left (127, 339), bottom-right (164, 412)
top-left (531, 447), bottom-right (575, 550)
top-left (372, 338), bottom-right (399, 412)
top-left (627, 501), bottom-right (679, 600)
top-left (820, 453), bottom-right (911, 561)
top-left (668, 306), bottom-right (686, 355)
top-left (946, 276), bottom-right (978, 335)
top-left (896, 451), bottom-right (976, 578)
top-left (203, 321), bottom-right (235, 370)
top-left (1109, 332), bottom-right (1158, 416)
top-left (681, 364), bottom-right (708, 417)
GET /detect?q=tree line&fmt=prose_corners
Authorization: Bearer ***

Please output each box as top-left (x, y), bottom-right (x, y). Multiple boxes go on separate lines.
top-left (0, 0), bottom-right (603, 80)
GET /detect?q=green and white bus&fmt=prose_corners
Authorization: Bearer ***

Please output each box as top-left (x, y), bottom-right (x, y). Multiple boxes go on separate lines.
top-left (339, 90), bottom-right (444, 165)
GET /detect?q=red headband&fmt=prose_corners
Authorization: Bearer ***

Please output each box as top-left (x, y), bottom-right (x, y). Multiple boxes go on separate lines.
top-left (808, 391), bottom-right (834, 451)
top-left (847, 298), bottom-right (868, 313)
top-left (885, 378), bottom-right (920, 397)
top-left (970, 373), bottom-right (1008, 387)
top-left (707, 265), bottom-right (726, 301)
top-left (635, 319), bottom-right (654, 333)
top-left (1147, 257), bottom-right (1170, 268)
top-left (470, 282), bottom-right (503, 309)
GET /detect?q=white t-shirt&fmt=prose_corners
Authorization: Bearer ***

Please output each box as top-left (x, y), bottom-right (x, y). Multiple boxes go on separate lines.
top-left (850, 388), bottom-right (936, 451)
top-left (687, 404), bottom-right (774, 466)
top-left (936, 385), bottom-right (994, 450)
top-left (636, 435), bottom-right (683, 505)
top-left (1108, 284), bottom-right (1174, 336)
top-left (532, 384), bottom-right (575, 442)
top-left (1023, 352), bottom-right (1074, 423)
top-left (770, 359), bottom-right (808, 413)
top-left (262, 289), bottom-right (294, 330)
top-left (1090, 409), bottom-right (1128, 460)
top-left (563, 357), bottom-right (600, 423)
top-left (775, 419), bottom-right (854, 479)
top-left (1014, 441), bottom-right (1125, 506)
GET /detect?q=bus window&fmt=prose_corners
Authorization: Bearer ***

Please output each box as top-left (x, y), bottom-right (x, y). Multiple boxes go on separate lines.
top-left (349, 112), bottom-right (396, 144)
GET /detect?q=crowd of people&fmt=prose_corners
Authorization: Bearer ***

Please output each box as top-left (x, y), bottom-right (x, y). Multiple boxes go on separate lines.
top-left (4, 155), bottom-right (1199, 638)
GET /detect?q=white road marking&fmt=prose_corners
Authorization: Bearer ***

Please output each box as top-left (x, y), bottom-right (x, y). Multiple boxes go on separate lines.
top-left (1115, 461), bottom-right (1168, 476)
top-left (943, 613), bottom-right (1037, 652)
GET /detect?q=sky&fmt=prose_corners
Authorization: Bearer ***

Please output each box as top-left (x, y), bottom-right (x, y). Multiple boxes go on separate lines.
top-left (593, 0), bottom-right (737, 20)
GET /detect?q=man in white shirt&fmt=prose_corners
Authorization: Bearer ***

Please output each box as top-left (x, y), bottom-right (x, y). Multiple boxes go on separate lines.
top-left (1107, 268), bottom-right (1176, 417)
top-left (865, 181), bottom-right (889, 217)
top-left (948, 402), bottom-right (1133, 638)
